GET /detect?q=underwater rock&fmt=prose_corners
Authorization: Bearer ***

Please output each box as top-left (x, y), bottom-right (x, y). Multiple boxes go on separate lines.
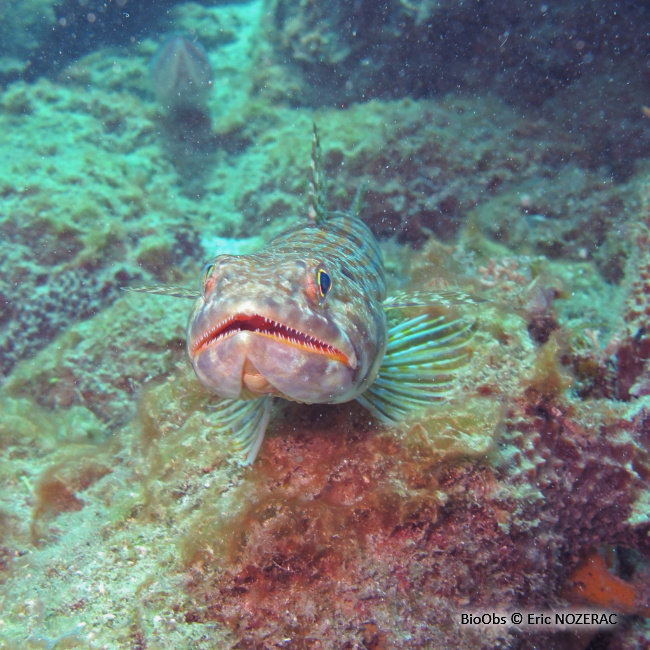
top-left (176, 382), bottom-right (650, 647)
top-left (18, 0), bottom-right (179, 82)
top-left (2, 221), bottom-right (650, 647)
top-left (2, 7), bottom-right (650, 639)
top-left (613, 193), bottom-right (650, 400)
top-left (260, 0), bottom-right (650, 109)
top-left (0, 258), bottom-right (124, 378)
top-left (0, 0), bottom-right (57, 83)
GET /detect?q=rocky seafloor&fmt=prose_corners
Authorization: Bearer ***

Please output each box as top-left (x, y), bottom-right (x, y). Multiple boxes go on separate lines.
top-left (0, 0), bottom-right (650, 648)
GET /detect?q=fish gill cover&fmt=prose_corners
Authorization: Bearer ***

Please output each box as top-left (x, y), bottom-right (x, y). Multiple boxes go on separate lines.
top-left (0, 0), bottom-right (649, 648)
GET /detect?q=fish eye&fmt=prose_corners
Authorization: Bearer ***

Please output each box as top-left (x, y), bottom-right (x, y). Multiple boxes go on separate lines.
top-left (317, 268), bottom-right (331, 300)
top-left (202, 261), bottom-right (215, 288)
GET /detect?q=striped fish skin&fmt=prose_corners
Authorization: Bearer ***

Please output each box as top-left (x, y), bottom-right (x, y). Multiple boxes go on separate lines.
top-left (187, 214), bottom-right (388, 404)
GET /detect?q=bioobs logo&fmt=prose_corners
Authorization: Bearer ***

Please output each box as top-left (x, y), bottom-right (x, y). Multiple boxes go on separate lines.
top-left (460, 613), bottom-right (507, 626)
top-left (457, 610), bottom-right (619, 629)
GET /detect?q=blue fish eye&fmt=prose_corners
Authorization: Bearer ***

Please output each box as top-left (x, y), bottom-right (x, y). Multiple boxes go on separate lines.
top-left (202, 261), bottom-right (215, 287)
top-left (317, 269), bottom-right (331, 299)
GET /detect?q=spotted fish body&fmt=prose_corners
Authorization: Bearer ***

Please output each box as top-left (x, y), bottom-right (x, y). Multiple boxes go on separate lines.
top-left (127, 127), bottom-right (482, 464)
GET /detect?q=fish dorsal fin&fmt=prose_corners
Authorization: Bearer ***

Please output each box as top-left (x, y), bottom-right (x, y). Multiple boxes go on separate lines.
top-left (356, 314), bottom-right (475, 425)
top-left (349, 182), bottom-right (366, 219)
top-left (122, 285), bottom-right (200, 300)
top-left (308, 123), bottom-right (328, 224)
top-left (383, 289), bottom-right (487, 310)
top-left (209, 395), bottom-right (274, 465)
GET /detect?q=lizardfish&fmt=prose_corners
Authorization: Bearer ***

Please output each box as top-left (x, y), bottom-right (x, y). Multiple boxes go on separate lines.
top-left (127, 127), bottom-right (482, 464)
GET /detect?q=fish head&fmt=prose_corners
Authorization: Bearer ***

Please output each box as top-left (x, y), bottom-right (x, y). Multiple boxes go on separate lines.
top-left (187, 251), bottom-right (387, 404)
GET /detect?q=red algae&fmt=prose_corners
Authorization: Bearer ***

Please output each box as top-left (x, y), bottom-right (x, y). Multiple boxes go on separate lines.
top-left (167, 312), bottom-right (650, 648)
top-left (178, 400), bottom-right (512, 646)
top-left (564, 550), bottom-right (649, 616)
top-left (30, 458), bottom-right (112, 544)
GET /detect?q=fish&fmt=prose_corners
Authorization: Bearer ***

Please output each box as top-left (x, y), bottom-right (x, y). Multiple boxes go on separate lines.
top-left (150, 34), bottom-right (213, 112)
top-left (126, 126), bottom-right (483, 465)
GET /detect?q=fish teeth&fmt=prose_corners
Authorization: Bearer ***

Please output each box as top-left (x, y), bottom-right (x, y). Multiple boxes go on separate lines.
top-left (192, 311), bottom-right (345, 360)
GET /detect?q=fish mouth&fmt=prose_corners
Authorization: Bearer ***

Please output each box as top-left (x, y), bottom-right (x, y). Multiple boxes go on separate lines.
top-left (190, 313), bottom-right (352, 367)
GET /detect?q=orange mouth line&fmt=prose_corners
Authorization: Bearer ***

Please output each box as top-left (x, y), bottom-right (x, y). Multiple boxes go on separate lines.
top-left (191, 313), bottom-right (350, 365)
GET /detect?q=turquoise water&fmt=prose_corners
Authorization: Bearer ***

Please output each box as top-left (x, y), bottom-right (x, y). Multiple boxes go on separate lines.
top-left (1, 1), bottom-right (649, 648)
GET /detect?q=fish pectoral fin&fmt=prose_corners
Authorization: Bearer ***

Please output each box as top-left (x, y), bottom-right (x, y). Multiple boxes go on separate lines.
top-left (210, 395), bottom-right (273, 465)
top-left (356, 313), bottom-right (475, 425)
top-left (121, 285), bottom-right (200, 300)
top-left (383, 289), bottom-right (487, 310)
